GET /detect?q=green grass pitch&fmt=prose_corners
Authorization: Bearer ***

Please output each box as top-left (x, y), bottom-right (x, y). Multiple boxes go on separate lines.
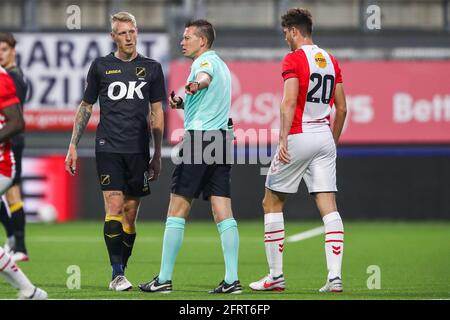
top-left (0, 221), bottom-right (449, 299)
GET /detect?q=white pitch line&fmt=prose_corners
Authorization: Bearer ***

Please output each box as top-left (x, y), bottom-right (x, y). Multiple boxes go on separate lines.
top-left (287, 226), bottom-right (325, 243)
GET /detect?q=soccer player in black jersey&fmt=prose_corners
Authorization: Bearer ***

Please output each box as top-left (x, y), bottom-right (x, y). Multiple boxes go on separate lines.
top-left (0, 32), bottom-right (30, 263)
top-left (65, 12), bottom-right (166, 291)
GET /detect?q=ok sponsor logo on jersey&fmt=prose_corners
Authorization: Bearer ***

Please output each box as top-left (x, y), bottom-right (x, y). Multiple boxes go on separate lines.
top-left (107, 81), bottom-right (147, 101)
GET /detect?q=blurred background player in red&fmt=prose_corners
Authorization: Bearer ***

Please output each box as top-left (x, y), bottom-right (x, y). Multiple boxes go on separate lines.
top-left (0, 32), bottom-right (29, 262)
top-left (0, 65), bottom-right (47, 299)
top-left (250, 8), bottom-right (347, 293)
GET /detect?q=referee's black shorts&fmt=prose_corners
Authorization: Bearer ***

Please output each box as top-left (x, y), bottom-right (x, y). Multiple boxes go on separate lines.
top-left (171, 130), bottom-right (233, 200)
top-left (96, 152), bottom-right (150, 197)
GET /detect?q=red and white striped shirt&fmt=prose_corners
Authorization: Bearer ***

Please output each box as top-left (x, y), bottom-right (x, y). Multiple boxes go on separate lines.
top-left (282, 44), bottom-right (343, 134)
top-left (0, 66), bottom-right (18, 177)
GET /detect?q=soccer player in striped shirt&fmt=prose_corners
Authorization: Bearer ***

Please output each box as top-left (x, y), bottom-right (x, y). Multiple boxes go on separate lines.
top-left (249, 8), bottom-right (347, 293)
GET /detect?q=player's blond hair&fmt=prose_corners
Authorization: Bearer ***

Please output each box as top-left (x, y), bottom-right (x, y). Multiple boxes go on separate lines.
top-left (110, 12), bottom-right (137, 32)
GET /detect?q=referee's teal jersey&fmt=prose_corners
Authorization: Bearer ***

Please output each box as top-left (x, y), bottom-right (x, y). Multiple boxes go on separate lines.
top-left (184, 50), bottom-right (231, 131)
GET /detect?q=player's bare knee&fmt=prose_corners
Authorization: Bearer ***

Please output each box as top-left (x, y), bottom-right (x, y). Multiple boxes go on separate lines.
top-left (6, 185), bottom-right (22, 204)
top-left (211, 205), bottom-right (230, 220)
top-left (313, 192), bottom-right (337, 216)
top-left (262, 196), bottom-right (279, 213)
top-left (104, 191), bottom-right (124, 215)
top-left (212, 209), bottom-right (233, 224)
top-left (167, 194), bottom-right (191, 219)
top-left (167, 199), bottom-right (190, 218)
top-left (106, 200), bottom-right (124, 216)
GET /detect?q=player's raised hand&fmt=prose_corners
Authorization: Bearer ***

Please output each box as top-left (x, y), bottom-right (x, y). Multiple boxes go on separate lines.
top-left (278, 138), bottom-right (290, 164)
top-left (185, 81), bottom-right (200, 95)
top-left (148, 156), bottom-right (161, 181)
top-left (169, 91), bottom-right (184, 109)
top-left (65, 144), bottom-right (78, 176)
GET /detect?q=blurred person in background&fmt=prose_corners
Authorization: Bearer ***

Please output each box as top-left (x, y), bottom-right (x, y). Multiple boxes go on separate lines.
top-left (249, 8), bottom-right (348, 293)
top-left (64, 12), bottom-right (166, 291)
top-left (0, 32), bottom-right (29, 263)
top-left (0, 65), bottom-right (47, 299)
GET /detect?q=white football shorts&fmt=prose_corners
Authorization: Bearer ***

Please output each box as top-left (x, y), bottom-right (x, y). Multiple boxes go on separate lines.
top-left (265, 130), bottom-right (337, 194)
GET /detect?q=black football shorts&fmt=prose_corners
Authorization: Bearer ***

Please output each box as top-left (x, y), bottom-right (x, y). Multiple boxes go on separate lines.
top-left (171, 130), bottom-right (232, 200)
top-left (171, 163), bottom-right (231, 200)
top-left (95, 152), bottom-right (150, 197)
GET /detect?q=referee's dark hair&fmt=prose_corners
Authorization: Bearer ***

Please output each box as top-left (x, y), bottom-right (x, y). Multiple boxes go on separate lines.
top-left (281, 8), bottom-right (313, 37)
top-left (0, 32), bottom-right (16, 48)
top-left (185, 19), bottom-right (216, 48)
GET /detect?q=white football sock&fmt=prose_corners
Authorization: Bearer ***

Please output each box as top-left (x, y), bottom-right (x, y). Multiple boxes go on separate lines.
top-left (322, 212), bottom-right (344, 280)
top-left (264, 213), bottom-right (285, 278)
top-left (0, 246), bottom-right (35, 297)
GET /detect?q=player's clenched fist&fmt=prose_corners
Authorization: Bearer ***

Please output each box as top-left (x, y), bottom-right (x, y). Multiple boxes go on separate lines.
top-left (65, 144), bottom-right (78, 176)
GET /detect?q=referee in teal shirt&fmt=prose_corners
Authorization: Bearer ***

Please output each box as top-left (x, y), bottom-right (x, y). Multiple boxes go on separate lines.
top-left (139, 19), bottom-right (242, 294)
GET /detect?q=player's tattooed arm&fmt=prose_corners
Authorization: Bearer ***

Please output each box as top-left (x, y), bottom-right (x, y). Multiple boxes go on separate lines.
top-left (65, 100), bottom-right (93, 176)
top-left (70, 100), bottom-right (93, 146)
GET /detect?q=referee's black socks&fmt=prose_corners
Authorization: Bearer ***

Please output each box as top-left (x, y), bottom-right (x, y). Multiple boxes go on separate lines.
top-left (104, 215), bottom-right (124, 279)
